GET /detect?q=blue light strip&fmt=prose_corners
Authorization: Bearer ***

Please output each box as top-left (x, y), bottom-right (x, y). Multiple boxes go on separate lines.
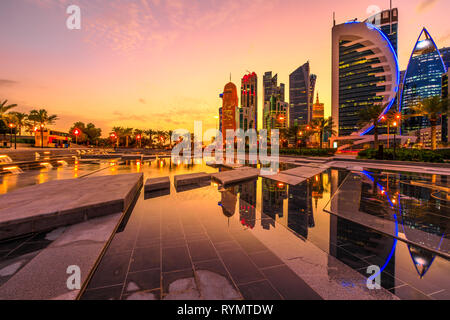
top-left (360, 170), bottom-right (398, 277)
top-left (359, 23), bottom-right (400, 136)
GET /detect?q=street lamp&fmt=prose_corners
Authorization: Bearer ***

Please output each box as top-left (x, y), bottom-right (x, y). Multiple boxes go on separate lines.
top-left (73, 128), bottom-right (81, 145)
top-left (393, 121), bottom-right (398, 160)
top-left (136, 134), bottom-right (142, 149)
top-left (110, 132), bottom-right (118, 149)
top-left (40, 124), bottom-right (45, 149)
top-left (8, 123), bottom-right (16, 149)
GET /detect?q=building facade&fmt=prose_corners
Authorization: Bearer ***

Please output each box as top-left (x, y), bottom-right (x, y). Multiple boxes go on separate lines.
top-left (263, 72), bottom-right (285, 104)
top-left (332, 21), bottom-right (400, 137)
top-left (263, 95), bottom-right (288, 132)
top-left (364, 8), bottom-right (398, 53)
top-left (401, 28), bottom-right (447, 134)
top-left (289, 62), bottom-right (316, 126)
top-left (439, 47), bottom-right (450, 70)
top-left (220, 82), bottom-right (239, 141)
top-left (239, 72), bottom-right (258, 131)
top-left (312, 93), bottom-right (325, 120)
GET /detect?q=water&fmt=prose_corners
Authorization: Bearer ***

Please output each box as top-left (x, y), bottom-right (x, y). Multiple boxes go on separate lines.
top-left (1, 158), bottom-right (448, 299)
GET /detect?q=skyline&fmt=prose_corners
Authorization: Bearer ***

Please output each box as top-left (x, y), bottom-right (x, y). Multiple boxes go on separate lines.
top-left (1, 0), bottom-right (450, 135)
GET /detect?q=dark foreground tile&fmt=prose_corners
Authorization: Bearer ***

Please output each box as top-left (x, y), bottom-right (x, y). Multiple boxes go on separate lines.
top-left (248, 250), bottom-right (284, 269)
top-left (124, 268), bottom-right (161, 294)
top-left (219, 249), bottom-right (264, 285)
top-left (262, 266), bottom-right (322, 300)
top-left (389, 285), bottom-right (431, 300)
top-left (238, 280), bottom-right (283, 300)
top-left (129, 246), bottom-right (160, 273)
top-left (162, 246), bottom-right (191, 272)
top-left (87, 252), bottom-right (132, 289)
top-left (81, 285), bottom-right (123, 300)
top-left (188, 240), bottom-right (218, 262)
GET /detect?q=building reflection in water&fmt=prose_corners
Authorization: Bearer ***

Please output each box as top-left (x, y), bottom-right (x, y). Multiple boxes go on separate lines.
top-left (261, 178), bottom-right (287, 230)
top-left (239, 181), bottom-right (257, 229)
top-left (219, 186), bottom-right (238, 222)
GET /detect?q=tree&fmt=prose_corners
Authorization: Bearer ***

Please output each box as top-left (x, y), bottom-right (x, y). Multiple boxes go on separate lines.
top-left (310, 117), bottom-right (336, 149)
top-left (167, 130), bottom-right (173, 148)
top-left (144, 129), bottom-right (155, 148)
top-left (412, 96), bottom-right (448, 150)
top-left (358, 103), bottom-right (386, 150)
top-left (8, 112), bottom-right (28, 136)
top-left (112, 126), bottom-right (124, 147)
top-left (134, 129), bottom-right (144, 148)
top-left (123, 128), bottom-right (133, 148)
top-left (85, 123), bottom-right (102, 145)
top-left (0, 100), bottom-right (17, 144)
top-left (69, 121), bottom-right (87, 144)
top-left (28, 109), bottom-right (58, 148)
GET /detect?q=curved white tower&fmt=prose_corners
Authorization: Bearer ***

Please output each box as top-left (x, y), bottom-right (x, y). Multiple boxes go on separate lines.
top-left (332, 22), bottom-right (400, 138)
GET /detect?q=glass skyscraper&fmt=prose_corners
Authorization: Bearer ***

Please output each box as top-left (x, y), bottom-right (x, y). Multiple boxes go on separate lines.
top-left (289, 62), bottom-right (315, 126)
top-left (401, 28), bottom-right (447, 133)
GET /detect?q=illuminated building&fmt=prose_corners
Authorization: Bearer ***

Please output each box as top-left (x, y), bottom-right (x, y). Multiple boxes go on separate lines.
top-left (263, 72), bottom-right (285, 104)
top-left (220, 82), bottom-right (239, 141)
top-left (442, 71), bottom-right (449, 143)
top-left (439, 47), bottom-right (450, 70)
top-left (263, 95), bottom-right (288, 132)
top-left (239, 72), bottom-right (258, 131)
top-left (401, 28), bottom-right (447, 134)
top-left (331, 20), bottom-right (400, 138)
top-left (312, 93), bottom-right (324, 120)
top-left (289, 62), bottom-right (316, 126)
top-left (364, 7), bottom-right (398, 53)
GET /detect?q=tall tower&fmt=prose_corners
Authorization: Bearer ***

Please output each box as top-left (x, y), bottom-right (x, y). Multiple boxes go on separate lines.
top-left (221, 82), bottom-right (238, 140)
top-left (364, 7), bottom-right (399, 53)
top-left (332, 21), bottom-right (400, 137)
top-left (240, 72), bottom-right (258, 131)
top-left (263, 72), bottom-right (285, 104)
top-left (401, 28), bottom-right (447, 134)
top-left (289, 62), bottom-right (314, 126)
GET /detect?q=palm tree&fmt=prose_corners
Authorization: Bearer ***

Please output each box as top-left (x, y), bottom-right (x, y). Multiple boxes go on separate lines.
top-left (9, 112), bottom-right (28, 136)
top-left (358, 103), bottom-right (386, 150)
top-left (412, 96), bottom-right (448, 150)
top-left (112, 126), bottom-right (124, 147)
top-left (144, 129), bottom-right (154, 148)
top-left (0, 100), bottom-right (17, 144)
top-left (123, 127), bottom-right (133, 148)
top-left (134, 129), bottom-right (144, 148)
top-left (311, 117), bottom-right (336, 149)
top-left (28, 109), bottom-right (58, 148)
top-left (167, 130), bottom-right (173, 148)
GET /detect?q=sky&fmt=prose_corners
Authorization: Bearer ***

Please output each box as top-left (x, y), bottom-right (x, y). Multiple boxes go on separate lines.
top-left (1, 0), bottom-right (449, 136)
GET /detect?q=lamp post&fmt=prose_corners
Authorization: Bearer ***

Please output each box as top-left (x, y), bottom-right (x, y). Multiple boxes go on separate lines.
top-left (73, 128), bottom-right (80, 145)
top-left (40, 124), bottom-right (45, 149)
top-left (8, 123), bottom-right (16, 149)
top-left (393, 121), bottom-right (398, 160)
top-left (136, 134), bottom-right (142, 149)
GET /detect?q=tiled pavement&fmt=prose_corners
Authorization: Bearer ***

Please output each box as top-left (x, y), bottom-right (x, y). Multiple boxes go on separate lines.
top-left (81, 188), bottom-right (322, 300)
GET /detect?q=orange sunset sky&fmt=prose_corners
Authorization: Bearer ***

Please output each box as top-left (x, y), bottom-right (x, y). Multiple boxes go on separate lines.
top-left (1, 0), bottom-right (450, 136)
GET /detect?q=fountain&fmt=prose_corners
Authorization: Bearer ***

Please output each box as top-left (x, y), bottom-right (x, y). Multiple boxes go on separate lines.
top-left (3, 166), bottom-right (23, 174)
top-left (57, 160), bottom-right (68, 167)
top-left (0, 155), bottom-right (13, 164)
top-left (40, 162), bottom-right (53, 169)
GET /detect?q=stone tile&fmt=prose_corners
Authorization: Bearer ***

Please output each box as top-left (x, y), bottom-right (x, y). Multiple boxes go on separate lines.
top-left (248, 251), bottom-right (284, 269)
top-left (81, 285), bottom-right (123, 300)
top-left (213, 240), bottom-right (240, 252)
top-left (218, 249), bottom-right (265, 285)
top-left (88, 251), bottom-right (132, 289)
top-left (122, 289), bottom-right (160, 300)
top-left (129, 246), bottom-right (160, 273)
top-left (429, 289), bottom-right (450, 300)
top-left (162, 268), bottom-right (195, 294)
top-left (187, 240), bottom-right (218, 262)
top-left (144, 177), bottom-right (170, 192)
top-left (232, 232), bottom-right (267, 254)
top-left (0, 173), bottom-right (143, 241)
top-left (162, 246), bottom-right (191, 273)
top-left (125, 268), bottom-right (161, 293)
top-left (238, 280), bottom-right (283, 300)
top-left (262, 265), bottom-right (322, 300)
top-left (389, 285), bottom-right (431, 300)
top-left (174, 173), bottom-right (211, 188)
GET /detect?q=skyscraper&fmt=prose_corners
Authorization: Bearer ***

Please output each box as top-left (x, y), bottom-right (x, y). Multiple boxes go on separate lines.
top-left (239, 72), bottom-right (258, 131)
top-left (439, 47), bottom-right (450, 70)
top-left (289, 62), bottom-right (315, 126)
top-left (332, 21), bottom-right (400, 137)
top-left (263, 72), bottom-right (285, 104)
top-left (364, 7), bottom-right (398, 53)
top-left (401, 28), bottom-right (447, 134)
top-left (312, 93), bottom-right (324, 120)
top-left (220, 82), bottom-right (238, 141)
top-left (263, 95), bottom-right (288, 132)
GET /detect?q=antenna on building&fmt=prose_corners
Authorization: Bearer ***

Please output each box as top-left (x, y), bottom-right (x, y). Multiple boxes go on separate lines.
top-left (229, 73), bottom-right (231, 82)
top-left (333, 12), bottom-right (336, 26)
